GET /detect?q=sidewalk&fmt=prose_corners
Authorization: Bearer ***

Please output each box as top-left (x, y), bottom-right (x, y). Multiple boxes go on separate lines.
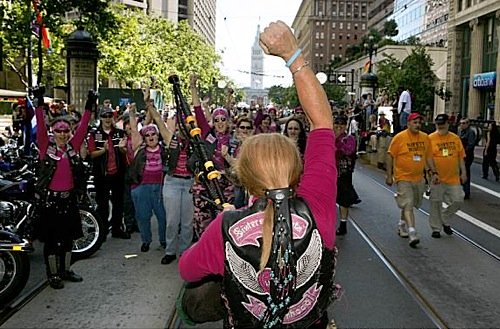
top-left (473, 145), bottom-right (500, 164)
top-left (1, 223), bottom-right (183, 329)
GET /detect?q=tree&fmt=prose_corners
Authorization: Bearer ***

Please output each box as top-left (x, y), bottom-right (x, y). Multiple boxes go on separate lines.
top-left (383, 19), bottom-right (399, 38)
top-left (323, 84), bottom-right (347, 107)
top-left (377, 47), bottom-right (436, 113)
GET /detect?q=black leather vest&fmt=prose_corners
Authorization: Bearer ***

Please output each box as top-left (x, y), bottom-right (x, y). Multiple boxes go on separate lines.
top-left (35, 140), bottom-right (86, 197)
top-left (221, 198), bottom-right (336, 328)
top-left (88, 126), bottom-right (126, 177)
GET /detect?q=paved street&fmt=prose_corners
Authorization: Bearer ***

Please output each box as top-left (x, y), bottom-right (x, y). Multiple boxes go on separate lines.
top-left (1, 156), bottom-right (499, 328)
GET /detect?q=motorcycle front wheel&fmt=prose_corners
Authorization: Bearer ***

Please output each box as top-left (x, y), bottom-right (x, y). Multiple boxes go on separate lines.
top-left (72, 207), bottom-right (105, 262)
top-left (0, 251), bottom-right (30, 306)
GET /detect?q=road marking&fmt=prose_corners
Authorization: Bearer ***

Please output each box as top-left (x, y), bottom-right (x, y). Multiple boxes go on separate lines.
top-left (368, 175), bottom-right (500, 238)
top-left (471, 182), bottom-right (500, 199)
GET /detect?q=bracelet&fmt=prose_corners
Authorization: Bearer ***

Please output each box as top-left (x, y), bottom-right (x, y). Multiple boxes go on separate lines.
top-left (291, 61), bottom-right (310, 75)
top-left (286, 48), bottom-right (302, 67)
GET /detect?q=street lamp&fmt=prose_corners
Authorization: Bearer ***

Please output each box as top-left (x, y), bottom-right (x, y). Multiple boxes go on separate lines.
top-left (363, 35), bottom-right (378, 74)
top-left (359, 35), bottom-right (378, 132)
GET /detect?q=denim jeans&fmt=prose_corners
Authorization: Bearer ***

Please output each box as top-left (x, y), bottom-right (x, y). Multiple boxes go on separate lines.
top-left (163, 176), bottom-right (194, 256)
top-left (399, 111), bottom-right (409, 129)
top-left (131, 183), bottom-right (166, 245)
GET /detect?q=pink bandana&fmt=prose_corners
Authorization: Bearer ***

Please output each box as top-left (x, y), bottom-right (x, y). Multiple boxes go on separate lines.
top-left (212, 108), bottom-right (228, 120)
top-left (52, 121), bottom-right (71, 130)
top-left (141, 124), bottom-right (159, 136)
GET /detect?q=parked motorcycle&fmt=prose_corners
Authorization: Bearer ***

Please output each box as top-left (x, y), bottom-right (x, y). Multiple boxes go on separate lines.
top-left (0, 144), bottom-right (105, 262)
top-left (0, 192), bottom-right (33, 305)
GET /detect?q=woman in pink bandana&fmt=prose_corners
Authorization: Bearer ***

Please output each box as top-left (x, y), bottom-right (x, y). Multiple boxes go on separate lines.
top-left (127, 100), bottom-right (173, 254)
top-left (33, 88), bottom-right (93, 289)
top-left (189, 74), bottom-right (234, 239)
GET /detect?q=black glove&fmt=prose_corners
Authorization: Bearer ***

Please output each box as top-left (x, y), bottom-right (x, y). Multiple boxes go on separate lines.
top-left (85, 90), bottom-right (98, 111)
top-left (32, 86), bottom-right (46, 107)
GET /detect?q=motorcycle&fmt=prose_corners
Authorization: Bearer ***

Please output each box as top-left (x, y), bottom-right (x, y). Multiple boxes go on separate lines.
top-left (0, 144), bottom-right (105, 262)
top-left (0, 182), bottom-right (33, 305)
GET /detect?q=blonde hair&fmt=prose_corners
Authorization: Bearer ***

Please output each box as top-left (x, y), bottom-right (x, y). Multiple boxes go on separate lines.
top-left (235, 133), bottom-right (303, 269)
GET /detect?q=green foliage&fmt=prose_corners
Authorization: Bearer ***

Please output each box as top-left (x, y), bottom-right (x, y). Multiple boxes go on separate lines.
top-left (377, 46), bottom-right (436, 113)
top-left (1, 2), bottom-right (223, 100)
top-left (383, 19), bottom-right (399, 37)
top-left (267, 84), bottom-right (298, 108)
top-left (323, 83), bottom-right (347, 107)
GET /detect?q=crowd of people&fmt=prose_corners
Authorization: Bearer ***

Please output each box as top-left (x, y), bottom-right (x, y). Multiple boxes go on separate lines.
top-left (3, 18), bottom-right (499, 328)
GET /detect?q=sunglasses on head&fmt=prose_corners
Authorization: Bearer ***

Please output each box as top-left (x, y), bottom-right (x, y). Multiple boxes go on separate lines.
top-left (239, 125), bottom-right (252, 130)
top-left (214, 117), bottom-right (227, 123)
top-left (100, 113), bottom-right (113, 118)
top-left (54, 129), bottom-right (70, 134)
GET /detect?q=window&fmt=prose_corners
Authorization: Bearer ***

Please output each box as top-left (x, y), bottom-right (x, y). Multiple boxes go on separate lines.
top-left (316, 21), bottom-right (320, 26)
top-left (354, 23), bottom-right (358, 30)
top-left (316, 32), bottom-right (320, 39)
top-left (332, 43), bottom-right (336, 48)
top-left (339, 34), bottom-right (343, 40)
top-left (320, 42), bottom-right (324, 47)
top-left (347, 23), bottom-right (351, 30)
top-left (362, 23), bottom-right (366, 30)
top-left (347, 33), bottom-right (351, 39)
top-left (315, 42), bottom-right (320, 49)
top-left (340, 22), bottom-right (343, 29)
top-left (354, 34), bottom-right (358, 40)
top-left (332, 22), bottom-right (336, 28)
top-left (320, 32), bottom-right (324, 39)
top-left (315, 53), bottom-right (319, 57)
top-left (332, 33), bottom-right (336, 40)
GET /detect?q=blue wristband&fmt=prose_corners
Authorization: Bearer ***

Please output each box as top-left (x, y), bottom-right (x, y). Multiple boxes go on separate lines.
top-left (285, 48), bottom-right (302, 68)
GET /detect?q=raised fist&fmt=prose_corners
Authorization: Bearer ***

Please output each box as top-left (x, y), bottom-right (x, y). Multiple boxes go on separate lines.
top-left (85, 90), bottom-right (98, 110)
top-left (32, 86), bottom-right (46, 106)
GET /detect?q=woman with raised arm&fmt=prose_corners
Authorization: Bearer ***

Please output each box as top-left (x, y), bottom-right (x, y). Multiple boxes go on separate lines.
top-left (33, 88), bottom-right (94, 289)
top-left (189, 74), bottom-right (234, 239)
top-left (179, 21), bottom-right (338, 328)
top-left (127, 90), bottom-right (173, 253)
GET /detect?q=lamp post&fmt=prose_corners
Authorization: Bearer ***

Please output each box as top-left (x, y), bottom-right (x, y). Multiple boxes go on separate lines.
top-left (359, 35), bottom-right (378, 132)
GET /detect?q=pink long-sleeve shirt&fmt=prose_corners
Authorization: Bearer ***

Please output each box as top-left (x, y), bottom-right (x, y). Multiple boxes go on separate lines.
top-left (36, 106), bottom-right (91, 191)
top-left (178, 128), bottom-right (337, 282)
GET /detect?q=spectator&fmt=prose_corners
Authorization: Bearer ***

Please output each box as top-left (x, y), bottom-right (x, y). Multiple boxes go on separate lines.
top-left (482, 121), bottom-right (499, 181)
top-left (428, 114), bottom-right (467, 238)
top-left (283, 117), bottom-right (307, 158)
top-left (178, 20), bottom-right (338, 327)
top-left (398, 86), bottom-right (412, 129)
top-left (458, 118), bottom-right (476, 199)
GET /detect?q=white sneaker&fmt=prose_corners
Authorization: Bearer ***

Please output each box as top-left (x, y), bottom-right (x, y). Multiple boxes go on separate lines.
top-left (398, 222), bottom-right (409, 238)
top-left (409, 230), bottom-right (420, 247)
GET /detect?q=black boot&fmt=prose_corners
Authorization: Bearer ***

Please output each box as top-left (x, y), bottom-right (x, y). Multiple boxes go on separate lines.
top-left (47, 255), bottom-right (64, 289)
top-left (336, 220), bottom-right (347, 236)
top-left (60, 252), bottom-right (83, 282)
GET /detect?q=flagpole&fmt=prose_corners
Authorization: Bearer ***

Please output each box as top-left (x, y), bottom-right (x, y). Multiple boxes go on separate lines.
top-left (37, 22), bottom-right (42, 86)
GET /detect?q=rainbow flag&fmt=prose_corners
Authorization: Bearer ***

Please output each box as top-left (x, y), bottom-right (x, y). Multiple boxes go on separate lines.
top-left (32, 0), bottom-right (51, 50)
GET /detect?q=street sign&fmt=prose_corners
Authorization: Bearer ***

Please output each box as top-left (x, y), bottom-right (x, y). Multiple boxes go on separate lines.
top-left (338, 75), bottom-right (346, 83)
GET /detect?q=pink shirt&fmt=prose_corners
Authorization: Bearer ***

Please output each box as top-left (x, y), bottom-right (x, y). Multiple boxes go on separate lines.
top-left (36, 106), bottom-right (92, 191)
top-left (140, 147), bottom-right (163, 184)
top-left (178, 129), bottom-right (336, 282)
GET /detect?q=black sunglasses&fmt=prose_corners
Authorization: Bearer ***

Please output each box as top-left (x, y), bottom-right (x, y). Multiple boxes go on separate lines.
top-left (214, 117), bottom-right (227, 123)
top-left (239, 126), bottom-right (252, 130)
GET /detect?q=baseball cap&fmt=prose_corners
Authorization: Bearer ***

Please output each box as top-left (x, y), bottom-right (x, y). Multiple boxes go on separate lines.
top-left (408, 112), bottom-right (423, 122)
top-left (434, 113), bottom-right (449, 124)
top-left (100, 107), bottom-right (113, 116)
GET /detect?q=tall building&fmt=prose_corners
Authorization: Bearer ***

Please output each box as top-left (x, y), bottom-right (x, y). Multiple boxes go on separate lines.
top-left (251, 25), bottom-right (264, 89)
top-left (114, 0), bottom-right (216, 46)
top-left (420, 0), bottom-right (449, 46)
top-left (368, 0), bottom-right (394, 33)
top-left (292, 0), bottom-right (371, 74)
top-left (391, 0), bottom-right (426, 41)
top-left (188, 0), bottom-right (216, 46)
top-left (446, 0), bottom-right (500, 122)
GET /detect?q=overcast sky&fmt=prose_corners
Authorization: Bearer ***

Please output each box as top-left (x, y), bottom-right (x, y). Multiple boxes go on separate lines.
top-left (216, 0), bottom-right (302, 89)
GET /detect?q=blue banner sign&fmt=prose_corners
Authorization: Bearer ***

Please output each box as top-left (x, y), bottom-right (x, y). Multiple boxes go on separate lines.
top-left (472, 72), bottom-right (496, 89)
